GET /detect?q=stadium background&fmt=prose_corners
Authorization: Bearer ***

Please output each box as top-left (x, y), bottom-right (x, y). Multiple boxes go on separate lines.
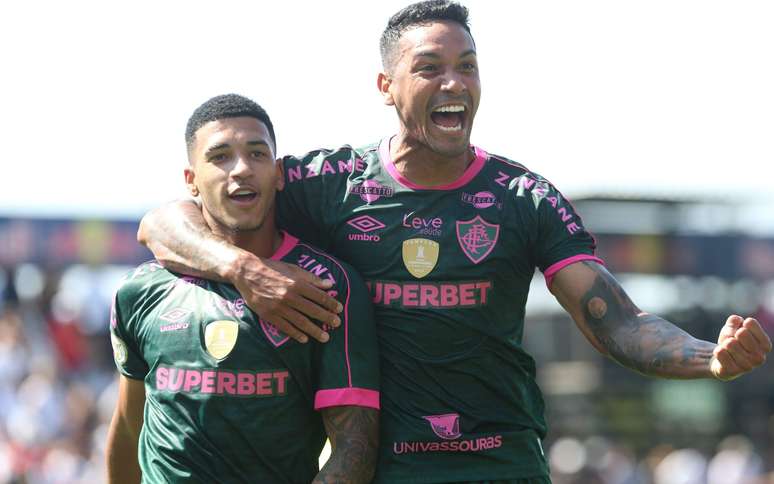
top-left (1, 0), bottom-right (773, 483)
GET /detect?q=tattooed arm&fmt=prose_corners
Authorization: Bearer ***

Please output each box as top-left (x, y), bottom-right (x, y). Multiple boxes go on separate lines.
top-left (551, 261), bottom-right (771, 380)
top-left (314, 406), bottom-right (379, 484)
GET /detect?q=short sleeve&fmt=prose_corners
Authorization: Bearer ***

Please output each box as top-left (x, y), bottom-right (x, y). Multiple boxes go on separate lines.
top-left (313, 261), bottom-right (380, 411)
top-left (276, 148), bottom-right (362, 250)
top-left (275, 155), bottom-right (326, 247)
top-left (109, 284), bottom-right (149, 380)
top-left (531, 179), bottom-right (604, 288)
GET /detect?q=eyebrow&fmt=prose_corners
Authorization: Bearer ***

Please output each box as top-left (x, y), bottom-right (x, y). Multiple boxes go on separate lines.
top-left (414, 49), bottom-right (477, 60)
top-left (204, 143), bottom-right (230, 157)
top-left (204, 140), bottom-right (270, 157)
top-left (246, 140), bottom-right (271, 149)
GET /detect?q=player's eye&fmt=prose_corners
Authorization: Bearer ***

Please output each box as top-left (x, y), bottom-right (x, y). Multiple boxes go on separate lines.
top-left (460, 62), bottom-right (477, 72)
top-left (417, 64), bottom-right (437, 73)
top-left (209, 153), bottom-right (227, 163)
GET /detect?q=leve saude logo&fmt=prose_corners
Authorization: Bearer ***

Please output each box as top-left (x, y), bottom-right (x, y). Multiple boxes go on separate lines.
top-left (456, 216), bottom-right (500, 264)
top-left (423, 413), bottom-right (462, 440)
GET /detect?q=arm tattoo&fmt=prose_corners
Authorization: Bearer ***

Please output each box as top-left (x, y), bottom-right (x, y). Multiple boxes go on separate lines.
top-left (579, 261), bottom-right (715, 378)
top-left (314, 406), bottom-right (378, 484)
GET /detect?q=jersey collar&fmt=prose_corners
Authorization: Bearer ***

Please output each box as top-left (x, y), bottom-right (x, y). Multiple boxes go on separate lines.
top-left (378, 136), bottom-right (488, 191)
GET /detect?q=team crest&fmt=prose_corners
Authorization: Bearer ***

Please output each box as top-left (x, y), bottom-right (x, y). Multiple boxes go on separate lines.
top-left (204, 320), bottom-right (239, 360)
top-left (402, 238), bottom-right (439, 278)
top-left (456, 216), bottom-right (500, 264)
top-left (260, 319), bottom-right (290, 348)
top-left (423, 413), bottom-right (462, 440)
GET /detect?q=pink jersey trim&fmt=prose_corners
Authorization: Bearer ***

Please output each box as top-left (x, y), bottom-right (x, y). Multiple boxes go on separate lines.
top-left (378, 136), bottom-right (487, 191)
top-left (270, 231), bottom-right (298, 261)
top-left (297, 243), bottom-right (353, 386)
top-left (544, 255), bottom-right (605, 289)
top-left (314, 388), bottom-right (380, 410)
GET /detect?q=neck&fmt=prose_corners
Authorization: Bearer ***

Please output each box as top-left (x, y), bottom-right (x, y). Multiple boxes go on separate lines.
top-left (205, 209), bottom-right (282, 259)
top-left (390, 132), bottom-right (473, 187)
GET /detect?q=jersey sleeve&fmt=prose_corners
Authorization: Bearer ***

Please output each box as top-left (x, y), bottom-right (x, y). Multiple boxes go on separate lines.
top-left (529, 176), bottom-right (604, 288)
top-left (275, 148), bottom-right (360, 249)
top-left (312, 259), bottom-right (380, 411)
top-left (109, 274), bottom-right (150, 380)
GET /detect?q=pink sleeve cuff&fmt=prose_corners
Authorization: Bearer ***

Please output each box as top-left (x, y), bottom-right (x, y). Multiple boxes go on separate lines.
top-left (543, 254), bottom-right (605, 289)
top-left (314, 388), bottom-right (380, 410)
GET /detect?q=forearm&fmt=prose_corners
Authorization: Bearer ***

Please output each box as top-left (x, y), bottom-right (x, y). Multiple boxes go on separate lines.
top-left (137, 200), bottom-right (245, 282)
top-left (555, 261), bottom-right (717, 379)
top-left (598, 312), bottom-right (716, 379)
top-left (314, 407), bottom-right (378, 484)
top-left (106, 417), bottom-right (142, 484)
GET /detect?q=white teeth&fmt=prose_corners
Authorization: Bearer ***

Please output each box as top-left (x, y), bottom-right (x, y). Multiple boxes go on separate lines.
top-left (232, 189), bottom-right (255, 196)
top-left (437, 124), bottom-right (462, 132)
top-left (434, 105), bottom-right (465, 113)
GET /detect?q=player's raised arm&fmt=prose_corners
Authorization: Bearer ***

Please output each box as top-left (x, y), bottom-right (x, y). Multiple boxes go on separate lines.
top-left (315, 406), bottom-right (379, 484)
top-left (137, 200), bottom-right (343, 343)
top-left (106, 375), bottom-right (145, 484)
top-left (550, 260), bottom-right (771, 380)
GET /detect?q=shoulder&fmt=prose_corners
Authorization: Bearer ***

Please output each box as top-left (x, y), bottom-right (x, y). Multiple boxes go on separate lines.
top-left (479, 150), bottom-right (564, 208)
top-left (288, 239), bottom-right (366, 292)
top-left (281, 143), bottom-right (381, 184)
top-left (113, 260), bottom-right (178, 310)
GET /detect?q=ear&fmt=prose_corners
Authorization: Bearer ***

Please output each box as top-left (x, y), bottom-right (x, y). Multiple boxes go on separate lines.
top-left (377, 72), bottom-right (395, 106)
top-left (184, 166), bottom-right (199, 197)
top-left (274, 159), bottom-right (285, 192)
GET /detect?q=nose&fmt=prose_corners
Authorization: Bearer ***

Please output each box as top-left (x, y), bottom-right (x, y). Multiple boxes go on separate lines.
top-left (231, 154), bottom-right (252, 179)
top-left (440, 69), bottom-right (466, 94)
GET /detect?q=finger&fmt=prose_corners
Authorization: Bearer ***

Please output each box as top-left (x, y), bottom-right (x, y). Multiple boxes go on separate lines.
top-left (717, 315), bottom-right (744, 344)
top-left (742, 318), bottom-right (773, 352)
top-left (297, 282), bottom-right (343, 315)
top-left (290, 266), bottom-right (335, 289)
top-left (265, 316), bottom-right (309, 344)
top-left (279, 307), bottom-right (330, 343)
top-left (734, 327), bottom-right (759, 353)
top-left (713, 347), bottom-right (743, 379)
top-left (287, 292), bottom-right (341, 328)
top-left (722, 338), bottom-right (755, 372)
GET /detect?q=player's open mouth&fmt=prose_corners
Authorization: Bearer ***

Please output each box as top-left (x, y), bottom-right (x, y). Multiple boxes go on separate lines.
top-left (228, 188), bottom-right (258, 203)
top-left (430, 104), bottom-right (466, 132)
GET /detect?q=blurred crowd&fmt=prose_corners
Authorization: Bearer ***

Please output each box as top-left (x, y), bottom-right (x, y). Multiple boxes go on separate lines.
top-left (0, 260), bottom-right (772, 484)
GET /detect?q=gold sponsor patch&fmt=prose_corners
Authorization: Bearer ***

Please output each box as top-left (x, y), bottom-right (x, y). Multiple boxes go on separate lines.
top-left (402, 238), bottom-right (439, 279)
top-left (111, 333), bottom-right (128, 366)
top-left (204, 320), bottom-right (239, 360)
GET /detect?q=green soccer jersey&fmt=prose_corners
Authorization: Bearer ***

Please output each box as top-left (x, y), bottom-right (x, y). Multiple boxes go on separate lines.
top-left (276, 138), bottom-right (603, 483)
top-left (109, 232), bottom-right (379, 484)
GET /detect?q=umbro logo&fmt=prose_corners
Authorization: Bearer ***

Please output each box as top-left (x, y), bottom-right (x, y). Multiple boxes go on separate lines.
top-left (160, 308), bottom-right (191, 323)
top-left (347, 215), bottom-right (385, 233)
top-left (347, 215), bottom-right (384, 242)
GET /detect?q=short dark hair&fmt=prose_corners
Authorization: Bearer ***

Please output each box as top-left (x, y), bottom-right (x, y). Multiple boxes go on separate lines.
top-left (185, 94), bottom-right (276, 151)
top-left (379, 0), bottom-right (472, 71)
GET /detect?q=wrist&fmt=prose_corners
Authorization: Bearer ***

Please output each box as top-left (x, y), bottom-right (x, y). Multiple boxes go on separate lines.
top-left (221, 247), bottom-right (255, 283)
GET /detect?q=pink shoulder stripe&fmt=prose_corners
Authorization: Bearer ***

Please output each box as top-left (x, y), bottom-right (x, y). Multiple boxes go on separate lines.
top-left (378, 136), bottom-right (487, 191)
top-left (270, 231), bottom-right (299, 261)
top-left (314, 388), bottom-right (380, 410)
top-left (544, 255), bottom-right (605, 289)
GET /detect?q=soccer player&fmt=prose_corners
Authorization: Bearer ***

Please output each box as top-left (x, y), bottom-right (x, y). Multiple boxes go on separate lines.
top-left (137, 2), bottom-right (772, 483)
top-left (106, 94), bottom-right (379, 484)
